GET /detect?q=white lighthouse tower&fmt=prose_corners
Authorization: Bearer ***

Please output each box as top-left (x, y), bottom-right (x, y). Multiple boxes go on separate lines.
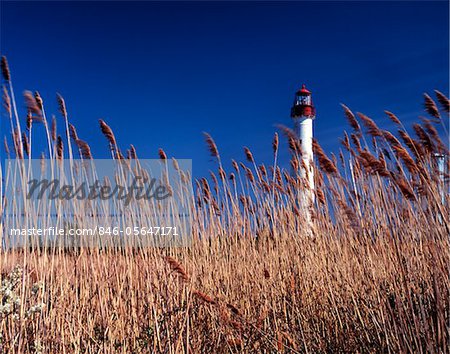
top-left (291, 84), bottom-right (315, 197)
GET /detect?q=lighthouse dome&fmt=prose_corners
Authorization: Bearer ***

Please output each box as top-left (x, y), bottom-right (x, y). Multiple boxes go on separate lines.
top-left (298, 84), bottom-right (311, 95)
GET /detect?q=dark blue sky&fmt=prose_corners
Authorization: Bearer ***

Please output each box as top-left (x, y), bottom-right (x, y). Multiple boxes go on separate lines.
top-left (1, 1), bottom-right (448, 176)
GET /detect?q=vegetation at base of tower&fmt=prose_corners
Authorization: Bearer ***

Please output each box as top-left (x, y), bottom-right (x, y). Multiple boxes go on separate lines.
top-left (1, 55), bottom-right (449, 352)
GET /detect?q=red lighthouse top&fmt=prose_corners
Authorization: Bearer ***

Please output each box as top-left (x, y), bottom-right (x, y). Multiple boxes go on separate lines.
top-left (291, 84), bottom-right (316, 119)
top-left (298, 84), bottom-right (311, 95)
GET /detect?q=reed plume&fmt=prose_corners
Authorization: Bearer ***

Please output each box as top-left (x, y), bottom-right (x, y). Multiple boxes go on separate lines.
top-left (313, 139), bottom-right (337, 175)
top-left (26, 110), bottom-right (32, 130)
top-left (203, 132), bottom-right (220, 160)
top-left (350, 133), bottom-right (362, 152)
top-left (210, 171), bottom-right (219, 194)
top-left (218, 166), bottom-right (226, 181)
top-left (22, 132), bottom-right (30, 157)
top-left (76, 139), bottom-right (93, 159)
top-left (421, 118), bottom-right (447, 153)
top-left (382, 130), bottom-right (401, 147)
top-left (2, 85), bottom-right (10, 115)
top-left (165, 256), bottom-right (189, 282)
top-left (392, 145), bottom-right (418, 175)
top-left (171, 158), bottom-right (180, 171)
top-left (275, 167), bottom-right (282, 185)
top-left (56, 135), bottom-right (63, 160)
top-left (258, 164), bottom-right (267, 177)
top-left (23, 90), bottom-right (42, 116)
top-left (290, 157), bottom-right (299, 173)
top-left (69, 123), bottom-right (79, 141)
top-left (434, 90), bottom-right (449, 113)
top-left (56, 93), bottom-right (67, 118)
top-left (129, 144), bottom-right (137, 159)
top-left (340, 131), bottom-right (351, 151)
top-left (359, 149), bottom-right (389, 177)
top-left (243, 146), bottom-right (254, 163)
top-left (392, 173), bottom-right (415, 200)
top-left (34, 91), bottom-right (43, 110)
top-left (1, 56), bottom-right (10, 81)
top-left (358, 112), bottom-right (382, 137)
top-left (12, 129), bottom-right (22, 159)
top-left (51, 115), bottom-right (57, 142)
top-left (384, 110), bottom-right (401, 125)
top-left (232, 159), bottom-right (239, 172)
top-left (413, 123), bottom-right (434, 154)
top-left (341, 104), bottom-right (361, 133)
top-left (272, 132), bottom-right (279, 155)
top-left (99, 119), bottom-right (117, 151)
top-left (245, 167), bottom-right (255, 184)
top-left (276, 124), bottom-right (301, 154)
top-left (339, 150), bottom-right (345, 166)
top-left (424, 93), bottom-right (440, 119)
top-left (158, 148), bottom-right (167, 160)
top-left (192, 290), bottom-right (216, 304)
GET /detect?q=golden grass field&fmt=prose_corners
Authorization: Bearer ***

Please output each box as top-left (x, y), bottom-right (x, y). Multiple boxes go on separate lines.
top-left (0, 56), bottom-right (449, 353)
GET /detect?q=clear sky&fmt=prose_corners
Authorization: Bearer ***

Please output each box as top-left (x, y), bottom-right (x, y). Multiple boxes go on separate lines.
top-left (1, 1), bottom-right (448, 177)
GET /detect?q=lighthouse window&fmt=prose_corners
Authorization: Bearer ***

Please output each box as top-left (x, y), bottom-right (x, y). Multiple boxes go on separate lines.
top-left (298, 96), bottom-right (310, 105)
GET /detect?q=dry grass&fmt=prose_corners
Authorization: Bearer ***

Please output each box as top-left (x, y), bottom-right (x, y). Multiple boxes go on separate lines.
top-left (0, 56), bottom-right (449, 353)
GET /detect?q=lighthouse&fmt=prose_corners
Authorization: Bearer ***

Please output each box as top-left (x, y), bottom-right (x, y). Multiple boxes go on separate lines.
top-left (291, 84), bottom-right (315, 195)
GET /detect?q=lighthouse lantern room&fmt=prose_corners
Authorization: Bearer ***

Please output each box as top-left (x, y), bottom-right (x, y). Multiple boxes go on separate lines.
top-left (291, 84), bottom-right (316, 119)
